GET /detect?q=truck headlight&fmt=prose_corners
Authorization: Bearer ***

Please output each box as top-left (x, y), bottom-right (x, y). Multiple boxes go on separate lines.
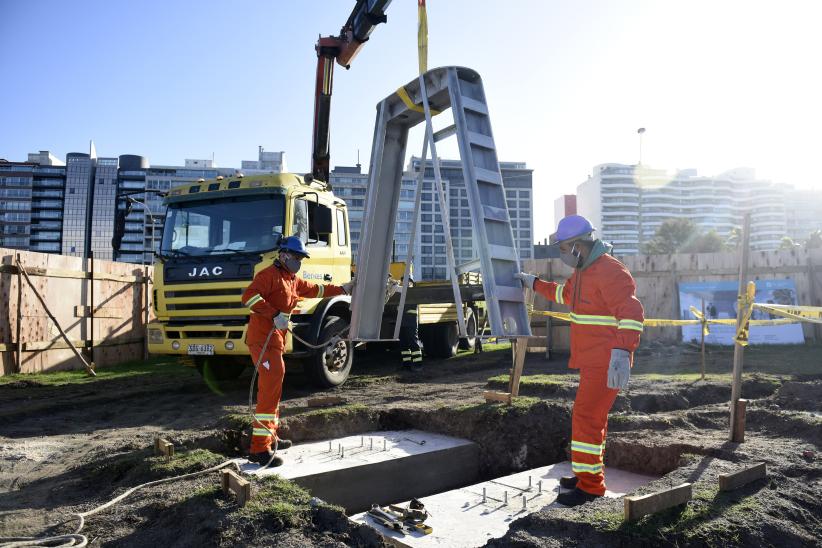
top-left (225, 341), bottom-right (235, 350)
top-left (148, 329), bottom-right (164, 344)
top-left (171, 341), bottom-right (181, 350)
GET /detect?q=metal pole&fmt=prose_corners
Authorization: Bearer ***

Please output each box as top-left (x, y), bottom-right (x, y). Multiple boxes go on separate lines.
top-left (700, 298), bottom-right (706, 381)
top-left (729, 212), bottom-right (751, 441)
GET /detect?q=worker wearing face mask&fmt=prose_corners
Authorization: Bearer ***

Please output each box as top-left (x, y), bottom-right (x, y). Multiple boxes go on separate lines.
top-left (515, 215), bottom-right (644, 507)
top-left (241, 236), bottom-right (354, 466)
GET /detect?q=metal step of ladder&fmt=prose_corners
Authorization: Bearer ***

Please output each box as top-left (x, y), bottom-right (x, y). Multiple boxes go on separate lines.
top-left (350, 66), bottom-right (531, 341)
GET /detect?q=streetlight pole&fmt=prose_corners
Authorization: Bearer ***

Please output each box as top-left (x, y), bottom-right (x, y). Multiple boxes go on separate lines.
top-left (637, 127), bottom-right (646, 165)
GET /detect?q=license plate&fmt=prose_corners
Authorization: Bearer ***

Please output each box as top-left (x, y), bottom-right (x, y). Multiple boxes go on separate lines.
top-left (187, 344), bottom-right (214, 356)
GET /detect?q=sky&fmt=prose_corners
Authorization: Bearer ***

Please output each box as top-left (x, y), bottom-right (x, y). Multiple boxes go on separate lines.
top-left (2, 0), bottom-right (821, 241)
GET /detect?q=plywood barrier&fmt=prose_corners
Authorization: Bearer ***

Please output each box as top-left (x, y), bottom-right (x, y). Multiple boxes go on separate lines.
top-left (0, 247), bottom-right (153, 375)
top-left (524, 248), bottom-right (822, 351)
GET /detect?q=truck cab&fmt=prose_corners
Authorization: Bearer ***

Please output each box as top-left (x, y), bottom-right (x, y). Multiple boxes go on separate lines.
top-left (147, 172), bottom-right (354, 386)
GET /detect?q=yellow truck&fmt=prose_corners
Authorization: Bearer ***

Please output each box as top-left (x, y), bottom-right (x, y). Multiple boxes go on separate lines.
top-left (147, 172), bottom-right (484, 387)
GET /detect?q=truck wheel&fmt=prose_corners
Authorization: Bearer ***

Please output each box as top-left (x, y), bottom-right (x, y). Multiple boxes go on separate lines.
top-left (421, 322), bottom-right (459, 358)
top-left (306, 315), bottom-right (353, 388)
top-left (195, 357), bottom-right (246, 381)
top-left (458, 307), bottom-right (478, 351)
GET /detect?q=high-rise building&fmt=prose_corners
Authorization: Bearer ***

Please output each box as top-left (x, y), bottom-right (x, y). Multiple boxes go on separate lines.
top-left (330, 158), bottom-right (534, 280)
top-left (62, 150), bottom-right (96, 257)
top-left (576, 163), bottom-right (794, 254)
top-left (785, 188), bottom-right (822, 243)
top-left (553, 194), bottom-right (577, 225)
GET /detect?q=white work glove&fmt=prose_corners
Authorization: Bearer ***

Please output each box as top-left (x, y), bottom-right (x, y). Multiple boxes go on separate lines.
top-left (385, 278), bottom-right (400, 299)
top-left (514, 272), bottom-right (537, 290)
top-left (272, 312), bottom-right (291, 330)
top-left (341, 278), bottom-right (356, 295)
top-left (607, 349), bottom-right (631, 390)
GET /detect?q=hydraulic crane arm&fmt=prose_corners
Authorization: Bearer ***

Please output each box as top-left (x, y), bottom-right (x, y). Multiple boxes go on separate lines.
top-left (311, 0), bottom-right (392, 184)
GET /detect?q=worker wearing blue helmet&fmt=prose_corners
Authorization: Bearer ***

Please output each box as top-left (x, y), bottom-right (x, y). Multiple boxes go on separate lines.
top-left (516, 215), bottom-right (644, 507)
top-left (241, 235), bottom-right (354, 466)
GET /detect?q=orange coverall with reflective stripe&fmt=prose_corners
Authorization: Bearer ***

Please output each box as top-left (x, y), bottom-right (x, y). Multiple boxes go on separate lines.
top-left (534, 253), bottom-right (644, 495)
top-left (242, 262), bottom-right (344, 453)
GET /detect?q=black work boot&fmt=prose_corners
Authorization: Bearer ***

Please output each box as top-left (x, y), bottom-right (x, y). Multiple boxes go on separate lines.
top-left (556, 487), bottom-right (600, 507)
top-left (247, 449), bottom-right (284, 467)
top-left (275, 438), bottom-right (293, 450)
top-left (559, 475), bottom-right (578, 489)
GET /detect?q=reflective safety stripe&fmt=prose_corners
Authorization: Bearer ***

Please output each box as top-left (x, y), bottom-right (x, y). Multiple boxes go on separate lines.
top-left (555, 284), bottom-right (564, 305)
top-left (572, 461), bottom-right (604, 474)
top-left (412, 357), bottom-right (422, 362)
top-left (245, 294), bottom-right (263, 308)
top-left (254, 414), bottom-right (278, 421)
top-left (569, 313), bottom-right (618, 327)
top-left (252, 428), bottom-right (274, 437)
top-left (618, 319), bottom-right (644, 332)
top-left (316, 285), bottom-right (325, 298)
top-left (571, 440), bottom-right (605, 456)
top-left (402, 350), bottom-right (413, 355)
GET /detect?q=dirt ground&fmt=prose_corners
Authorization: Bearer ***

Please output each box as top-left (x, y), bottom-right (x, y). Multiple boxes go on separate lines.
top-left (0, 341), bottom-right (820, 547)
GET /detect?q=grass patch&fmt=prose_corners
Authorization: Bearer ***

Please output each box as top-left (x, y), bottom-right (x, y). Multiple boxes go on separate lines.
top-left (487, 373), bottom-right (574, 387)
top-left (240, 475), bottom-right (313, 529)
top-left (300, 402), bottom-right (369, 419)
top-left (456, 395), bottom-right (542, 414)
top-left (148, 448), bottom-right (226, 476)
top-left (0, 356), bottom-right (193, 386)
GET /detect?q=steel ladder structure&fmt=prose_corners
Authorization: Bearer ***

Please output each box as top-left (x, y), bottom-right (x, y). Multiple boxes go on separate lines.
top-left (349, 66), bottom-right (531, 341)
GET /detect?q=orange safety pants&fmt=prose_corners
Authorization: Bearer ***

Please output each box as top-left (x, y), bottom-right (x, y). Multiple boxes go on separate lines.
top-left (248, 342), bottom-right (285, 454)
top-left (571, 365), bottom-right (619, 496)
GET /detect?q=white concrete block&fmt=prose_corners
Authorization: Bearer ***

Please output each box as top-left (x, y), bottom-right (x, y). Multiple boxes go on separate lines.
top-left (352, 461), bottom-right (657, 547)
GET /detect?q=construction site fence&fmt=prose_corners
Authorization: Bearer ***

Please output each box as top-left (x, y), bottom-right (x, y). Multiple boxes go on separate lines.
top-left (522, 248), bottom-right (822, 352)
top-left (0, 247), bottom-right (154, 375)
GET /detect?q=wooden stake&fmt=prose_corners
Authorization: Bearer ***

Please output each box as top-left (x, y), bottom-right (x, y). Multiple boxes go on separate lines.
top-left (731, 398), bottom-right (747, 443)
top-left (483, 391), bottom-right (512, 404)
top-left (508, 287), bottom-right (535, 399)
top-left (624, 483), bottom-right (692, 522)
top-left (221, 469), bottom-right (251, 507)
top-left (719, 462), bottom-right (766, 491)
top-left (729, 213), bottom-right (751, 442)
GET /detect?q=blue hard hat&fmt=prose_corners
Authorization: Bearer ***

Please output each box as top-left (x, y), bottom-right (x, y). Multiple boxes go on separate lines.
top-left (278, 235), bottom-right (310, 258)
top-left (550, 215), bottom-right (595, 245)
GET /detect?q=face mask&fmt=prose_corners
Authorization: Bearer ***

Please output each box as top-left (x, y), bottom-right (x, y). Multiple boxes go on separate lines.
top-left (284, 257), bottom-right (302, 273)
top-left (560, 243), bottom-right (583, 269)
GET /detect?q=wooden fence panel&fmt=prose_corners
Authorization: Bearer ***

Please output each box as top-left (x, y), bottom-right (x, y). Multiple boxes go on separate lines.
top-left (0, 247), bottom-right (153, 375)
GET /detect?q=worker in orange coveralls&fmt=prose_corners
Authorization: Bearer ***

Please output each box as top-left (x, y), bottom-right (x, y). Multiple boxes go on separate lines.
top-left (241, 236), bottom-right (354, 467)
top-left (516, 215), bottom-right (644, 507)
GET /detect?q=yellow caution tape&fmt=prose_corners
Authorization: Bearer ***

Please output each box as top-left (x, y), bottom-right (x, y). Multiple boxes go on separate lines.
top-left (752, 303), bottom-right (822, 324)
top-left (396, 85), bottom-right (441, 116)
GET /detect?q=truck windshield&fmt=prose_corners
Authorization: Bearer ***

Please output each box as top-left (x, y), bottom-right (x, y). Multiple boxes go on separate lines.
top-left (161, 194), bottom-right (286, 256)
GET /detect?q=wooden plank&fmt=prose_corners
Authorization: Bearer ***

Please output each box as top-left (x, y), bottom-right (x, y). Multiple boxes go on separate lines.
top-left (731, 398), bottom-right (748, 443)
top-left (306, 396), bottom-right (348, 408)
top-left (17, 338), bottom-right (145, 352)
top-left (719, 462), bottom-right (766, 491)
top-left (624, 482), bottom-right (693, 522)
top-left (0, 264), bottom-right (145, 283)
top-left (483, 391), bottom-right (512, 404)
top-left (221, 468), bottom-right (251, 507)
top-left (154, 437), bottom-right (175, 460)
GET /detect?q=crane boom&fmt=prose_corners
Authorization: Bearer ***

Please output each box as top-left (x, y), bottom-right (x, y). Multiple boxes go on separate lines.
top-left (311, 0), bottom-right (392, 184)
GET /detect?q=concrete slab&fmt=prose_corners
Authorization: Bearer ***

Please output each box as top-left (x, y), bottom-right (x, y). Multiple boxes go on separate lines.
top-left (238, 430), bottom-right (479, 512)
top-left (352, 461), bottom-right (658, 547)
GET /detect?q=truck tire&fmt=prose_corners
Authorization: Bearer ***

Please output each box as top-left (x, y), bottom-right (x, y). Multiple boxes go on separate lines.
top-left (306, 315), bottom-right (353, 388)
top-left (195, 357), bottom-right (246, 382)
top-left (458, 307), bottom-right (478, 351)
top-left (421, 322), bottom-right (459, 358)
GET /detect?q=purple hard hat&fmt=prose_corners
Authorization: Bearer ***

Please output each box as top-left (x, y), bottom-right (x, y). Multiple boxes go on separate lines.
top-left (549, 215), bottom-right (595, 245)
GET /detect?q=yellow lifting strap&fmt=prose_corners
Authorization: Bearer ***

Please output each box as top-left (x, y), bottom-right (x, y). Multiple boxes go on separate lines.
top-left (396, 85), bottom-right (441, 116)
top-left (418, 0), bottom-right (428, 74)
